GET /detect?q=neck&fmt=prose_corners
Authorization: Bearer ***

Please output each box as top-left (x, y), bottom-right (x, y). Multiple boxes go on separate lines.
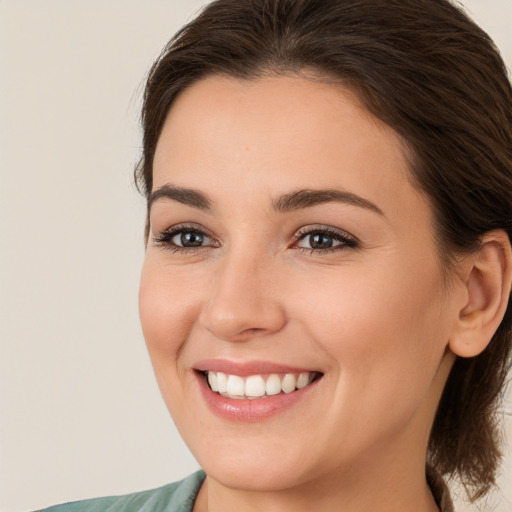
top-left (194, 455), bottom-right (441, 512)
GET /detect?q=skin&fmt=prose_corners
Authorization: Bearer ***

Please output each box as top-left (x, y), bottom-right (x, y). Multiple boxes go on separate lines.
top-left (139, 74), bottom-right (501, 512)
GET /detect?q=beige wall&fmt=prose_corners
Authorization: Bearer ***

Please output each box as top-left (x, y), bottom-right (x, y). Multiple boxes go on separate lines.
top-left (0, 1), bottom-right (510, 511)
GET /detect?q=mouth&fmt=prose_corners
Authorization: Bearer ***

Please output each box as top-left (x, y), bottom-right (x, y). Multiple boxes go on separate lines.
top-left (200, 370), bottom-right (323, 400)
top-left (193, 360), bottom-right (324, 421)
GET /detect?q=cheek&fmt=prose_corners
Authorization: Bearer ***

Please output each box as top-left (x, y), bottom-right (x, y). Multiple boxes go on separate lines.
top-left (138, 260), bottom-right (202, 379)
top-left (283, 262), bottom-right (450, 463)
top-left (291, 256), bottom-right (449, 405)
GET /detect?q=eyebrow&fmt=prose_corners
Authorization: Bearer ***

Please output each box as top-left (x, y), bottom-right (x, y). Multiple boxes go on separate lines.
top-left (272, 188), bottom-right (384, 216)
top-left (149, 184), bottom-right (212, 211)
top-left (149, 184), bottom-right (384, 216)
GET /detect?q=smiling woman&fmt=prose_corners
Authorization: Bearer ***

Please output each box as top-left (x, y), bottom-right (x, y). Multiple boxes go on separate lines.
top-left (141, 75), bottom-right (460, 509)
top-left (31, 0), bottom-right (512, 511)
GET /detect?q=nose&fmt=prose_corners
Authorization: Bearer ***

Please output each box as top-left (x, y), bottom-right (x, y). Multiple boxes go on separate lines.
top-left (199, 249), bottom-right (287, 342)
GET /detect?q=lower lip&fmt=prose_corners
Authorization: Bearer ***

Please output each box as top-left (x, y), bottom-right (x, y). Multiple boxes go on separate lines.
top-left (195, 372), bottom-right (321, 422)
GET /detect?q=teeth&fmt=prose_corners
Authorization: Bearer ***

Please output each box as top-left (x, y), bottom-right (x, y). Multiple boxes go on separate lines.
top-left (265, 374), bottom-right (281, 396)
top-left (208, 371), bottom-right (219, 392)
top-left (217, 372), bottom-right (228, 393)
top-left (205, 370), bottom-right (317, 399)
top-left (296, 372), bottom-right (310, 389)
top-left (281, 373), bottom-right (296, 393)
top-left (226, 375), bottom-right (245, 397)
top-left (245, 375), bottom-right (266, 397)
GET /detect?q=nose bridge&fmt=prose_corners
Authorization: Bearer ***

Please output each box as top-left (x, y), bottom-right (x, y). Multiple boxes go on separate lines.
top-left (200, 240), bottom-right (285, 341)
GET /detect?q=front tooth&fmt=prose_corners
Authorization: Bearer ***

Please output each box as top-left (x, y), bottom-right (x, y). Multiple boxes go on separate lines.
top-left (296, 372), bottom-right (310, 389)
top-left (282, 373), bottom-right (297, 393)
top-left (227, 375), bottom-right (245, 396)
top-left (245, 375), bottom-right (266, 397)
top-left (217, 372), bottom-right (228, 393)
top-left (265, 374), bottom-right (281, 396)
top-left (208, 372), bottom-right (219, 392)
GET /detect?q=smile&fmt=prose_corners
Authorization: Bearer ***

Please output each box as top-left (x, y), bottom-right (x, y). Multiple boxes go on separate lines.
top-left (204, 371), bottom-right (321, 399)
top-left (193, 360), bottom-right (324, 421)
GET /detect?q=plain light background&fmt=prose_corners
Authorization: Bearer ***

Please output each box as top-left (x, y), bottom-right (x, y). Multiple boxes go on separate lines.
top-left (0, 1), bottom-right (511, 511)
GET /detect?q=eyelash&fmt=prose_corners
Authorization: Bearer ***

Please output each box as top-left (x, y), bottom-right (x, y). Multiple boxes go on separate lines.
top-left (154, 224), bottom-right (359, 255)
top-left (292, 226), bottom-right (359, 254)
top-left (154, 224), bottom-right (217, 254)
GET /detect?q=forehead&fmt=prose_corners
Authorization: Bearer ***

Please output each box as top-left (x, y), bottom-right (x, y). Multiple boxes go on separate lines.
top-left (152, 74), bottom-right (424, 222)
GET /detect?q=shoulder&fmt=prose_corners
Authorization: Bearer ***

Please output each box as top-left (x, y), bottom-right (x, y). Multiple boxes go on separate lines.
top-left (34, 470), bottom-right (206, 512)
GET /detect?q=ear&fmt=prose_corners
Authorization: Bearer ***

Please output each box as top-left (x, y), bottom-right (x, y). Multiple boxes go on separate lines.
top-left (449, 230), bottom-right (512, 358)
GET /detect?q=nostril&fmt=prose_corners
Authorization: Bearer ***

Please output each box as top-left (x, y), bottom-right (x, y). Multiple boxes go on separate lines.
top-left (237, 327), bottom-right (267, 339)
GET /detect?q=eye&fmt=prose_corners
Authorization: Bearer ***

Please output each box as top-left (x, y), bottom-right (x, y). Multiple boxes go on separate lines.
top-left (173, 230), bottom-right (210, 247)
top-left (294, 227), bottom-right (358, 252)
top-left (154, 225), bottom-right (217, 251)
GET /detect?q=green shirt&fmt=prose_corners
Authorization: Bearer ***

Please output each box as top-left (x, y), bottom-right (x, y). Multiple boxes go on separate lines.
top-left (35, 468), bottom-right (453, 511)
top-left (35, 471), bottom-right (206, 512)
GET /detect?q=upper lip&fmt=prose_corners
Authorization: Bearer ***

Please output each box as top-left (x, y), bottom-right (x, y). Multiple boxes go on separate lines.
top-left (194, 359), bottom-right (321, 377)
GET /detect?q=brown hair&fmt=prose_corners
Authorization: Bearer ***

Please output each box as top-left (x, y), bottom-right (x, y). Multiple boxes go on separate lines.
top-left (135, 0), bottom-right (512, 500)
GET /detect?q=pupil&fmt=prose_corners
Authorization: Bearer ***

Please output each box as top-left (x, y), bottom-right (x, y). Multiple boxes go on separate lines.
top-left (181, 231), bottom-right (203, 247)
top-left (311, 234), bottom-right (333, 249)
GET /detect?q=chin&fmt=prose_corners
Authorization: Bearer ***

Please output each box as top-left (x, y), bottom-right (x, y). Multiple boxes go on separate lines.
top-left (202, 457), bottom-right (313, 492)
top-left (188, 432), bottom-right (329, 492)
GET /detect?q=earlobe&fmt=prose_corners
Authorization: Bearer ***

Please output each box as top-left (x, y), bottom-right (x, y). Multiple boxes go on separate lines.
top-left (449, 230), bottom-right (512, 358)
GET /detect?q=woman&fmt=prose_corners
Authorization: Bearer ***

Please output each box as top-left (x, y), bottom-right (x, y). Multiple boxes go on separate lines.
top-left (38, 0), bottom-right (512, 510)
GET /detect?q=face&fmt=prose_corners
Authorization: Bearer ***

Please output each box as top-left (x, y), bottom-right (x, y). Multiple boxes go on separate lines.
top-left (139, 75), bottom-right (459, 492)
